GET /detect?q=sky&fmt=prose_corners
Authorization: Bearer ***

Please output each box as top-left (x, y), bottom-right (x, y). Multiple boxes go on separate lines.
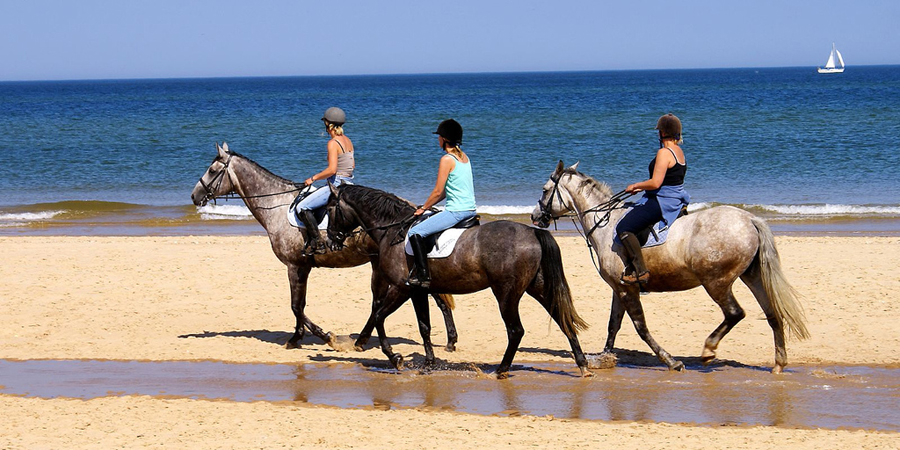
top-left (0, 0), bottom-right (897, 81)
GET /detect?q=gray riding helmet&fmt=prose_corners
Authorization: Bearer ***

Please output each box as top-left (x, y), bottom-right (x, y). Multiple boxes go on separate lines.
top-left (322, 107), bottom-right (346, 125)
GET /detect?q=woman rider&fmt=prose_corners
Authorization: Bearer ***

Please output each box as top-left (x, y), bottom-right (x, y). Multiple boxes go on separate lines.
top-left (295, 107), bottom-right (355, 255)
top-left (406, 119), bottom-right (477, 288)
top-left (616, 113), bottom-right (690, 285)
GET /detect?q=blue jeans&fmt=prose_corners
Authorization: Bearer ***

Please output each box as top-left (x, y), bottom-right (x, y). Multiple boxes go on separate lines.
top-left (408, 209), bottom-right (476, 238)
top-left (295, 176), bottom-right (352, 211)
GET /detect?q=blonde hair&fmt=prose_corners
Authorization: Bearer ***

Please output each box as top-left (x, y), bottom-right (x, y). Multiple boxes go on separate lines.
top-left (446, 143), bottom-right (464, 159)
top-left (325, 122), bottom-right (344, 136)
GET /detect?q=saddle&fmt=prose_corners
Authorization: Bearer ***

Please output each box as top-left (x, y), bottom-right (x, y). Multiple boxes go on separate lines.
top-left (634, 205), bottom-right (688, 247)
top-left (405, 215), bottom-right (480, 258)
top-left (286, 193), bottom-right (328, 229)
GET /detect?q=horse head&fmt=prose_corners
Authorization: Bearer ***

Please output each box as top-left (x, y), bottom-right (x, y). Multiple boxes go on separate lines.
top-left (323, 184), bottom-right (359, 251)
top-left (532, 160), bottom-right (580, 228)
top-left (191, 143), bottom-right (236, 206)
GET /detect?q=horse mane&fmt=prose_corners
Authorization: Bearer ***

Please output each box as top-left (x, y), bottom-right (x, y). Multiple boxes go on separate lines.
top-left (339, 184), bottom-right (416, 223)
top-left (227, 150), bottom-right (295, 185)
top-left (562, 167), bottom-right (614, 199)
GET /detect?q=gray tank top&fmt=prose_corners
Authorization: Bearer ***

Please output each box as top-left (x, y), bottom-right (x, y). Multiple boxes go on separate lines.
top-left (334, 139), bottom-right (354, 178)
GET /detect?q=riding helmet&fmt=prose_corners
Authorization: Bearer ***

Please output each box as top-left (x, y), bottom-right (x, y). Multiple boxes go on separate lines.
top-left (656, 113), bottom-right (681, 140)
top-left (322, 107), bottom-right (346, 125)
top-left (433, 119), bottom-right (463, 145)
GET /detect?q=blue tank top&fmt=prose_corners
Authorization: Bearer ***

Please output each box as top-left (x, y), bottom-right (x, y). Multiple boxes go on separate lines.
top-left (444, 154), bottom-right (476, 211)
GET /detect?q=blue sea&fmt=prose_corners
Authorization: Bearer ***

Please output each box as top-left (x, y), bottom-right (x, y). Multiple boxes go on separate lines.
top-left (2, 67), bottom-right (900, 236)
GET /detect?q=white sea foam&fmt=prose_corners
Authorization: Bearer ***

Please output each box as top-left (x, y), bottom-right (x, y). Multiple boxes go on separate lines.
top-left (476, 205), bottom-right (536, 215)
top-left (0, 210), bottom-right (65, 222)
top-left (197, 204), bottom-right (254, 220)
top-left (750, 204), bottom-right (900, 216)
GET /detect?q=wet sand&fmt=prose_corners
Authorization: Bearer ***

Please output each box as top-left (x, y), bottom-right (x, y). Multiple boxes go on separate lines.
top-left (1, 235), bottom-right (898, 448)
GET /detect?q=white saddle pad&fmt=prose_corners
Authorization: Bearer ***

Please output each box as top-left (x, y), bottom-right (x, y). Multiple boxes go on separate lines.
top-left (404, 228), bottom-right (466, 259)
top-left (287, 205), bottom-right (329, 230)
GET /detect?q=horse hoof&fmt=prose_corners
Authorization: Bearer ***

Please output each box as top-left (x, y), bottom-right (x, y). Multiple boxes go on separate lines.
top-left (285, 338), bottom-right (300, 350)
top-left (579, 367), bottom-right (594, 378)
top-left (671, 361), bottom-right (685, 372)
top-left (701, 348), bottom-right (716, 365)
top-left (324, 332), bottom-right (337, 347)
top-left (445, 343), bottom-right (456, 352)
top-left (353, 345), bottom-right (365, 352)
top-left (390, 354), bottom-right (404, 370)
top-left (496, 371), bottom-right (510, 380)
top-left (772, 365), bottom-right (784, 374)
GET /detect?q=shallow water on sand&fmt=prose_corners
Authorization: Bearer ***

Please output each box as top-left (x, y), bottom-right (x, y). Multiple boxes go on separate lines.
top-left (1, 359), bottom-right (898, 431)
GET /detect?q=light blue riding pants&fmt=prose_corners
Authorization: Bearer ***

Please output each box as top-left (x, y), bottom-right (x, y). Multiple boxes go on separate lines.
top-left (408, 209), bottom-right (477, 238)
top-left (295, 176), bottom-right (352, 211)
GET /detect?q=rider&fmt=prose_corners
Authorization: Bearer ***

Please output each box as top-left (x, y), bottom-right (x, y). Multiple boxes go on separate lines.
top-left (615, 113), bottom-right (690, 285)
top-left (295, 107), bottom-right (355, 255)
top-left (406, 119), bottom-right (477, 288)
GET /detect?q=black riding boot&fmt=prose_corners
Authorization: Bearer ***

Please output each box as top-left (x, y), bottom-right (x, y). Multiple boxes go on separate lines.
top-left (301, 210), bottom-right (326, 255)
top-left (407, 234), bottom-right (431, 289)
top-left (619, 232), bottom-right (649, 285)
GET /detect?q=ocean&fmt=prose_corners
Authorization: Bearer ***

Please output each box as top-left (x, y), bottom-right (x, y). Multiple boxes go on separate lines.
top-left (2, 67), bottom-right (899, 236)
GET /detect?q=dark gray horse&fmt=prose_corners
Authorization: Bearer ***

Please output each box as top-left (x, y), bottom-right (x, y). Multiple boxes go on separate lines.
top-left (533, 161), bottom-right (809, 373)
top-left (190, 143), bottom-right (457, 351)
top-left (325, 183), bottom-right (591, 378)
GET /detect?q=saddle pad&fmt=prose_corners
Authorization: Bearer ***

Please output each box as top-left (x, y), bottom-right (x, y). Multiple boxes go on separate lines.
top-left (613, 215), bottom-right (671, 248)
top-left (287, 205), bottom-right (329, 230)
top-left (404, 228), bottom-right (466, 259)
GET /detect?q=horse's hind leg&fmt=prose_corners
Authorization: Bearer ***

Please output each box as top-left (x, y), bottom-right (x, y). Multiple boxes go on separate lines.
top-left (434, 294), bottom-right (458, 352)
top-left (618, 289), bottom-right (684, 371)
top-left (700, 283), bottom-right (746, 366)
top-left (494, 287), bottom-right (526, 379)
top-left (740, 270), bottom-right (787, 373)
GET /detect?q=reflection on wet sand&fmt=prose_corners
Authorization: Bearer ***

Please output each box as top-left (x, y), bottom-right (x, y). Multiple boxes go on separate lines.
top-left (1, 359), bottom-right (898, 431)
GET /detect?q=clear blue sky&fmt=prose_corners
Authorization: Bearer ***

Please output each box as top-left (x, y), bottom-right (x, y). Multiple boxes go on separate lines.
top-left (1, 0), bottom-right (897, 81)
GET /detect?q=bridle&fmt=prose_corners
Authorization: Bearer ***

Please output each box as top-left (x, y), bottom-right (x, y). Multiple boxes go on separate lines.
top-left (326, 188), bottom-right (421, 250)
top-left (537, 172), bottom-right (634, 238)
top-left (196, 152), bottom-right (306, 206)
top-left (197, 153), bottom-right (234, 205)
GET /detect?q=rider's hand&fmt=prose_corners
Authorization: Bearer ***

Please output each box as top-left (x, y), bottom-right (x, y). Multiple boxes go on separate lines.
top-left (304, 178), bottom-right (314, 186)
top-left (414, 207), bottom-right (425, 216)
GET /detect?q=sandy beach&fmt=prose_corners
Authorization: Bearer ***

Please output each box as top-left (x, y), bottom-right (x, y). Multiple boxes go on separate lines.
top-left (1, 234), bottom-right (898, 449)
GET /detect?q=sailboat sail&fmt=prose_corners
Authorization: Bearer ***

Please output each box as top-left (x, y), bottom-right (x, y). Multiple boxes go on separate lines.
top-left (818, 43), bottom-right (845, 73)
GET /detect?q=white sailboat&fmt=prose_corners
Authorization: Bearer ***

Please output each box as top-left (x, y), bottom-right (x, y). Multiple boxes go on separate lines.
top-left (817, 43), bottom-right (845, 74)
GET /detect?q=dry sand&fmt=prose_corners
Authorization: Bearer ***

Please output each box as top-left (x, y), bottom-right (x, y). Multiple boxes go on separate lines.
top-left (1, 235), bottom-right (898, 449)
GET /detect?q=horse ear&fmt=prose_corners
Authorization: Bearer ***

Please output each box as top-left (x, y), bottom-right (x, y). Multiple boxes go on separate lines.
top-left (217, 142), bottom-right (228, 158)
top-left (569, 161), bottom-right (580, 171)
top-left (554, 160), bottom-right (565, 176)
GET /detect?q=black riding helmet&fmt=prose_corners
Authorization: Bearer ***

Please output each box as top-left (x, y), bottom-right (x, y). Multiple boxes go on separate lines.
top-left (433, 119), bottom-right (463, 146)
top-left (656, 113), bottom-right (682, 141)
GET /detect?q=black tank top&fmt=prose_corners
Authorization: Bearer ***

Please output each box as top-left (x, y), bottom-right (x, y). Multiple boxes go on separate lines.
top-left (648, 147), bottom-right (687, 186)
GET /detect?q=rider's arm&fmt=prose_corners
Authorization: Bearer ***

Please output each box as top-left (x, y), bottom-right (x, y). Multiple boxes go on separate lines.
top-left (415, 155), bottom-right (455, 215)
top-left (305, 141), bottom-right (340, 186)
top-left (626, 148), bottom-right (673, 194)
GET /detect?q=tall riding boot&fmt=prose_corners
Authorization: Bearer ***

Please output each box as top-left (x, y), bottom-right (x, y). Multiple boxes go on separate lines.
top-left (301, 210), bottom-right (326, 255)
top-left (407, 234), bottom-right (431, 289)
top-left (619, 232), bottom-right (650, 285)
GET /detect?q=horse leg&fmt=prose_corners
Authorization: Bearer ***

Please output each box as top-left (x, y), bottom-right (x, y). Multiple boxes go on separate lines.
top-left (619, 289), bottom-right (684, 371)
top-left (410, 289), bottom-right (435, 367)
top-left (433, 294), bottom-right (458, 352)
top-left (372, 287), bottom-right (410, 370)
top-left (494, 288), bottom-right (526, 379)
top-left (740, 270), bottom-right (787, 373)
top-left (600, 292), bottom-right (627, 363)
top-left (286, 265), bottom-right (335, 349)
top-left (525, 285), bottom-right (591, 377)
top-left (699, 283), bottom-right (746, 367)
top-left (354, 268), bottom-right (390, 351)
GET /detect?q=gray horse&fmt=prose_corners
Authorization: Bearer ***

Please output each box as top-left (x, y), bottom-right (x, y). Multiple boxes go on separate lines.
top-left (532, 161), bottom-right (809, 373)
top-left (190, 143), bottom-right (457, 351)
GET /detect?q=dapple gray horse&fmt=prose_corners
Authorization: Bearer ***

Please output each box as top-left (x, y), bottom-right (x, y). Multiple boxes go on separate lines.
top-left (190, 143), bottom-right (457, 351)
top-left (532, 161), bottom-right (809, 373)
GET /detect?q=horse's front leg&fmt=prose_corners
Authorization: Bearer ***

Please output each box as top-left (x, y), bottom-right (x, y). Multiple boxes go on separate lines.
top-left (286, 264), bottom-right (335, 349)
top-left (354, 268), bottom-right (389, 351)
top-left (410, 289), bottom-right (435, 368)
top-left (618, 289), bottom-right (684, 371)
top-left (373, 284), bottom-right (410, 370)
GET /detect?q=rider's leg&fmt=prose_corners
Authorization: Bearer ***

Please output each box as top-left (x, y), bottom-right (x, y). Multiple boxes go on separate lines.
top-left (619, 231), bottom-right (649, 285)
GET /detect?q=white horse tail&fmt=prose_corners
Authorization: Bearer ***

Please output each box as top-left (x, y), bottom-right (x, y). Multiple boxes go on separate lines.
top-left (751, 217), bottom-right (810, 340)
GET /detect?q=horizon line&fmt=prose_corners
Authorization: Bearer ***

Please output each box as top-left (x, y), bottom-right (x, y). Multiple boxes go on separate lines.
top-left (3, 64), bottom-right (898, 84)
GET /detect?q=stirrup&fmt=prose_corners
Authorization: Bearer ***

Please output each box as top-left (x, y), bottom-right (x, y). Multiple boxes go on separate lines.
top-left (620, 270), bottom-right (649, 286)
top-left (302, 241), bottom-right (327, 256)
top-left (406, 271), bottom-right (431, 289)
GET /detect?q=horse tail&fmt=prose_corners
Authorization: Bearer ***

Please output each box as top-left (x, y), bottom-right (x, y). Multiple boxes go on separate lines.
top-left (434, 293), bottom-right (455, 310)
top-left (534, 228), bottom-right (589, 338)
top-left (751, 217), bottom-right (810, 340)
